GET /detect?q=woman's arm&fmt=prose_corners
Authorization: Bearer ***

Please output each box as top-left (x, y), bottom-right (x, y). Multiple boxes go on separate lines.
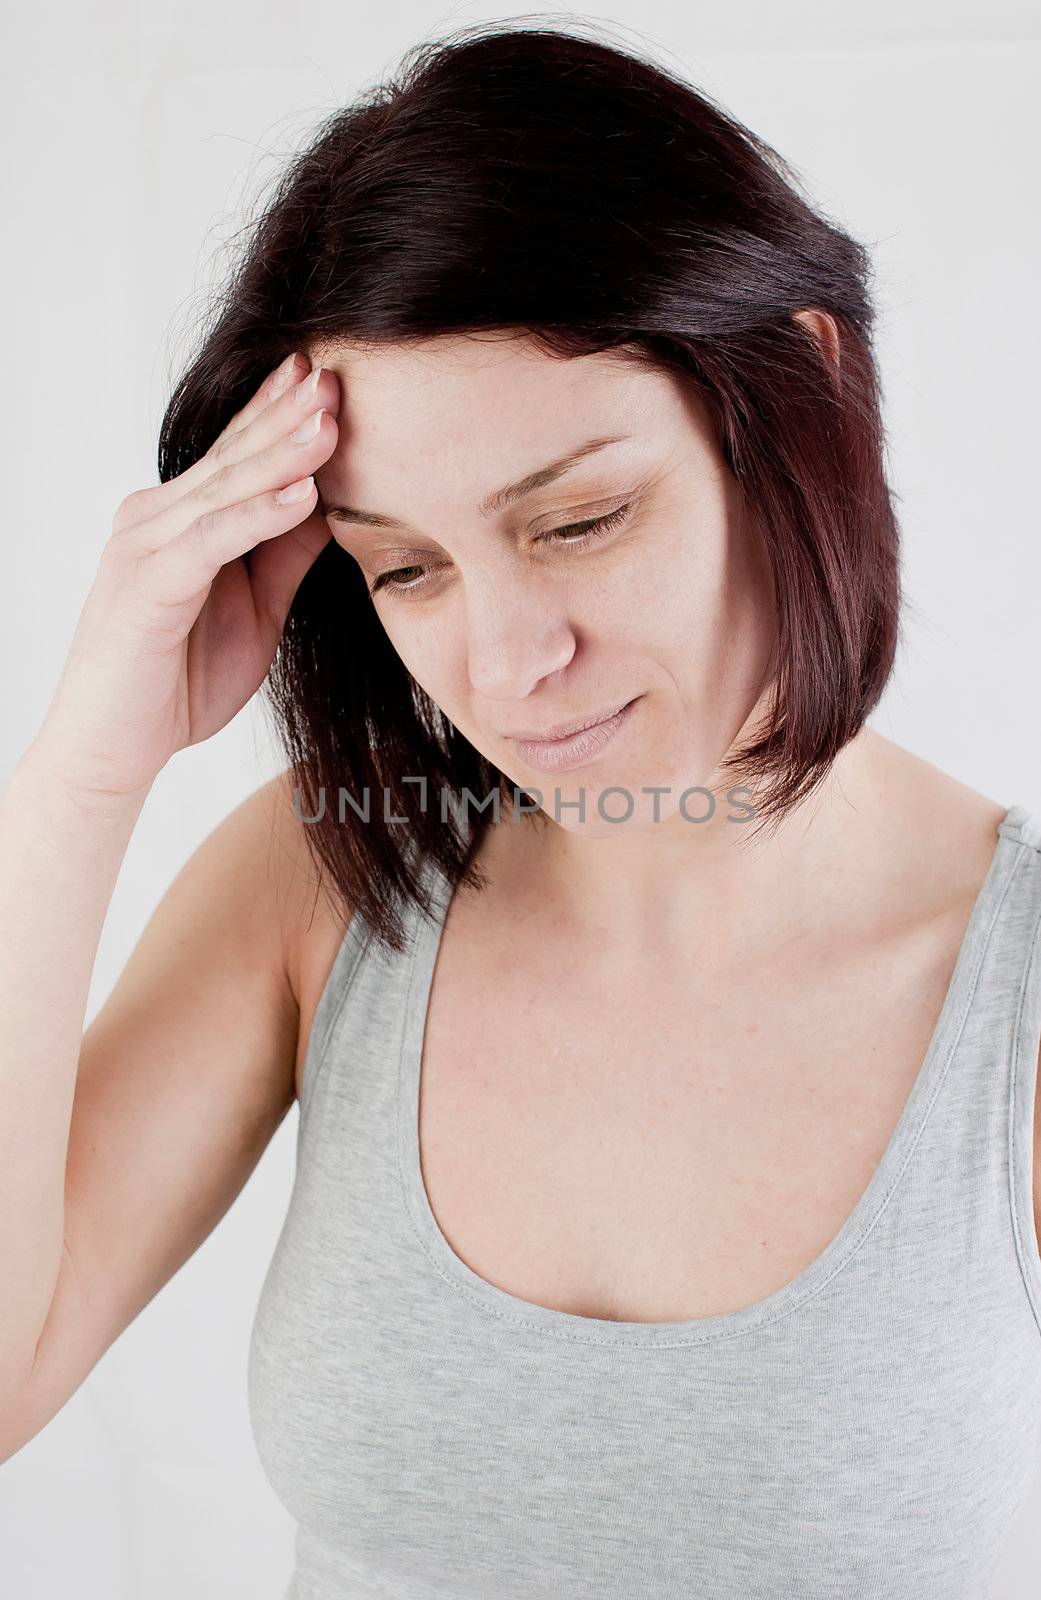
top-left (0, 743), bottom-right (153, 1398)
top-left (0, 765), bottom-right (321, 1462)
top-left (0, 348), bottom-right (340, 1458)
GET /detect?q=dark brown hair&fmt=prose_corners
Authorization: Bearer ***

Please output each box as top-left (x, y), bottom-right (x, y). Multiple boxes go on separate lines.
top-left (157, 19), bottom-right (902, 953)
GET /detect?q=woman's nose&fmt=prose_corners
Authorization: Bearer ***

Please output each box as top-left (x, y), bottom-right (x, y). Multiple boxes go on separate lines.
top-left (464, 575), bottom-right (576, 703)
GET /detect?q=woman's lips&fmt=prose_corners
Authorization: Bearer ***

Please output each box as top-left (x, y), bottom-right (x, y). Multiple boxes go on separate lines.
top-left (509, 697), bottom-right (640, 772)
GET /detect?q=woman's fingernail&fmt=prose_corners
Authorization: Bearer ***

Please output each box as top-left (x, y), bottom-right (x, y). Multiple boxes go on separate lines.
top-left (275, 475), bottom-right (315, 506)
top-left (290, 407), bottom-right (324, 443)
top-left (270, 352), bottom-right (300, 395)
top-left (292, 365), bottom-right (322, 405)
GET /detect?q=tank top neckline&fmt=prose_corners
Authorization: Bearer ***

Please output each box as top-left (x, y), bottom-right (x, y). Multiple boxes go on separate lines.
top-left (394, 803), bottom-right (1036, 1347)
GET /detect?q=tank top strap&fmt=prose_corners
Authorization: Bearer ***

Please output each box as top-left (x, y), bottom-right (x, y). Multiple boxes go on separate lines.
top-left (918, 801), bottom-right (1041, 1338)
top-left (296, 854), bottom-right (450, 1126)
top-left (998, 801), bottom-right (1041, 853)
top-left (973, 805), bottom-right (1041, 1059)
top-left (992, 803), bottom-right (1041, 1332)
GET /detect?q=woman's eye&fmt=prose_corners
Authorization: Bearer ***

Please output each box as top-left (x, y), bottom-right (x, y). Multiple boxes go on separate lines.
top-left (369, 565), bottom-right (424, 596)
top-left (368, 501), bottom-right (632, 598)
top-left (536, 501), bottom-right (632, 549)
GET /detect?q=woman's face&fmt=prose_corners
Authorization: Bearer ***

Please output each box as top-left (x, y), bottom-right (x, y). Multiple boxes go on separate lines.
top-left (311, 332), bottom-right (777, 838)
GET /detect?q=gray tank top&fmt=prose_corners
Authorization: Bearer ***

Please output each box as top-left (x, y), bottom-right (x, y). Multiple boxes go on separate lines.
top-left (248, 803), bottom-right (1041, 1599)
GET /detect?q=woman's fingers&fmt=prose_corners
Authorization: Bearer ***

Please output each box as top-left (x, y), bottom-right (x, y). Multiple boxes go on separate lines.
top-left (141, 405), bottom-right (339, 598)
top-left (117, 352), bottom-right (317, 530)
top-left (130, 367), bottom-right (340, 555)
top-left (220, 351), bottom-right (307, 439)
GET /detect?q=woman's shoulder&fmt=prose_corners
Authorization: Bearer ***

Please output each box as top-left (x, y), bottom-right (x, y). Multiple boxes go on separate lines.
top-left (859, 734), bottom-right (1015, 892)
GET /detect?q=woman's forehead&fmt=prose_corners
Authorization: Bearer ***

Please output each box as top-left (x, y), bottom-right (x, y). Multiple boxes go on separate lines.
top-left (309, 333), bottom-right (664, 411)
top-left (310, 339), bottom-right (698, 495)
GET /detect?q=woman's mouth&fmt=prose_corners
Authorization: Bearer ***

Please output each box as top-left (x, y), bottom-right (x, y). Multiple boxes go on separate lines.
top-left (508, 697), bottom-right (641, 773)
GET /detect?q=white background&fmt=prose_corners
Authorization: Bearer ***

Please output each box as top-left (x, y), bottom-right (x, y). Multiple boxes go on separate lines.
top-left (1, 1), bottom-right (1040, 1594)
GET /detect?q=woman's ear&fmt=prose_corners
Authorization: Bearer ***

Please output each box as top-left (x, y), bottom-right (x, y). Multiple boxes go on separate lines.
top-left (792, 307), bottom-right (842, 383)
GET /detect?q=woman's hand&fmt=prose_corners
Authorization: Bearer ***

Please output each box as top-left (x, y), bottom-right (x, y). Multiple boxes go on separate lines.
top-left (32, 353), bottom-right (339, 802)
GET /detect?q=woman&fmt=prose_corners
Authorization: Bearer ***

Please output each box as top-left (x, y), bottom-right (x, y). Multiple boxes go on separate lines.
top-left (1, 20), bottom-right (1039, 1599)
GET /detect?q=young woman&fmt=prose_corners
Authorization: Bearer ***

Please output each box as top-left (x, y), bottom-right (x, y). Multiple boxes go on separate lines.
top-left (2, 22), bottom-right (1039, 1600)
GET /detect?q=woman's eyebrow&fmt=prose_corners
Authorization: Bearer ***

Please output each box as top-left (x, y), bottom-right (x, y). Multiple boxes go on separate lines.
top-left (320, 435), bottom-right (633, 529)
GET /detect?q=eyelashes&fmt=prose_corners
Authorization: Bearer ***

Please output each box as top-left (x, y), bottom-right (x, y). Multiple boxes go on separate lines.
top-left (367, 501), bottom-right (634, 598)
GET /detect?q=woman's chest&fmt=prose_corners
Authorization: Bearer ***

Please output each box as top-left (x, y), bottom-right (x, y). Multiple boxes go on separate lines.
top-left (410, 900), bottom-right (957, 1325)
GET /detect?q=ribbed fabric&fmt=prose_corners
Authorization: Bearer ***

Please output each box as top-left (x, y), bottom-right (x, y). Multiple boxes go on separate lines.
top-left (248, 803), bottom-right (1041, 1599)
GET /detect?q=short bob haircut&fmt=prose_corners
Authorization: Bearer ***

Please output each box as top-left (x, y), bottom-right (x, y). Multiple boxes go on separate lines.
top-left (158, 20), bottom-right (901, 955)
